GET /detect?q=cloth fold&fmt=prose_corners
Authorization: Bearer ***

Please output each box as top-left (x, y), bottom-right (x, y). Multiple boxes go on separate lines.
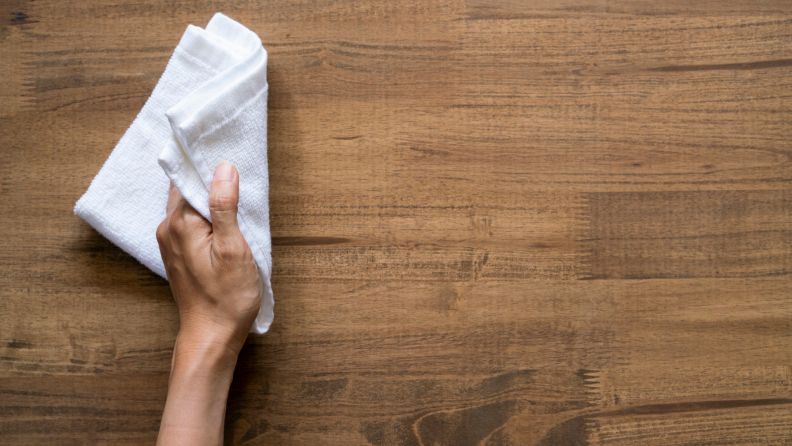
top-left (74, 13), bottom-right (274, 334)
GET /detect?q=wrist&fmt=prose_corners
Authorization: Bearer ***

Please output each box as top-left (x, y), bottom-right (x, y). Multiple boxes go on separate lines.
top-left (159, 330), bottom-right (238, 445)
top-left (177, 310), bottom-right (249, 356)
top-left (173, 325), bottom-right (240, 379)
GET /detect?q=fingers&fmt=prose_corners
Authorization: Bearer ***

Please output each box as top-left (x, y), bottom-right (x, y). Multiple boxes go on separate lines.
top-left (208, 161), bottom-right (242, 241)
top-left (166, 182), bottom-right (181, 216)
top-left (158, 182), bottom-right (183, 249)
top-left (159, 181), bottom-right (211, 249)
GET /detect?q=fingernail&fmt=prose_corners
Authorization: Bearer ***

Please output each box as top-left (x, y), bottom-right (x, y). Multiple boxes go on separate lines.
top-left (214, 161), bottom-right (235, 182)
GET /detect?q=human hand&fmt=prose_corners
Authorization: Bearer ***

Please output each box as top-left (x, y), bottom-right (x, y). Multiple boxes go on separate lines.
top-left (156, 161), bottom-right (260, 357)
top-left (156, 161), bottom-right (260, 445)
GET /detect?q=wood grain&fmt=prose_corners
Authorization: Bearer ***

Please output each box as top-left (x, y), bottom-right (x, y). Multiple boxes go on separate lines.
top-left (1, 0), bottom-right (790, 444)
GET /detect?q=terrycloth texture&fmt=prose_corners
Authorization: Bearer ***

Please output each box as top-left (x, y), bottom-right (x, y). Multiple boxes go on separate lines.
top-left (74, 13), bottom-right (273, 334)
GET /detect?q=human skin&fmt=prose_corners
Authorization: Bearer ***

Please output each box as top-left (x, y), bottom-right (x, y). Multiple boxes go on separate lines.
top-left (155, 161), bottom-right (261, 445)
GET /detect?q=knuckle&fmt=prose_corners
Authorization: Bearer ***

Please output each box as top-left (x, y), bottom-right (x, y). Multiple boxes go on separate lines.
top-left (168, 213), bottom-right (187, 237)
top-left (209, 191), bottom-right (236, 213)
top-left (209, 191), bottom-right (235, 213)
top-left (156, 221), bottom-right (168, 245)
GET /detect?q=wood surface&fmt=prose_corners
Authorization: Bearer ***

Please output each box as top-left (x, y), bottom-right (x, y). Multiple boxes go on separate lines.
top-left (1, 0), bottom-right (791, 444)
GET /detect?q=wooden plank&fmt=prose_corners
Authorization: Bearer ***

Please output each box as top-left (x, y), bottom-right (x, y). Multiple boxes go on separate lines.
top-left (587, 190), bottom-right (791, 279)
top-left (2, 372), bottom-right (788, 445)
top-left (585, 400), bottom-right (792, 445)
top-left (0, 374), bottom-right (166, 444)
top-left (4, 277), bottom-right (789, 382)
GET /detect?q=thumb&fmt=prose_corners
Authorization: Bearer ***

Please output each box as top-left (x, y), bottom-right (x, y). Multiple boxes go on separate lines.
top-left (208, 161), bottom-right (242, 240)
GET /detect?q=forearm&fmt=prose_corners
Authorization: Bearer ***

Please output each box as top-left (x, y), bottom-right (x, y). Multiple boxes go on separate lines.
top-left (157, 331), bottom-right (239, 446)
top-left (156, 164), bottom-right (260, 444)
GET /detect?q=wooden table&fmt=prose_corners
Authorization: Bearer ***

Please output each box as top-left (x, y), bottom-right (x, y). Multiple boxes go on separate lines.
top-left (1, 0), bottom-right (790, 444)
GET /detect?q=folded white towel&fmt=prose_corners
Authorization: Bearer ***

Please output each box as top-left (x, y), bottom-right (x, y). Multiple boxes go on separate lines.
top-left (74, 13), bottom-right (274, 334)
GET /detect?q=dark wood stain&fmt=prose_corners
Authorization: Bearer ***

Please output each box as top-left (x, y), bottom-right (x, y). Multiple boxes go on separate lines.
top-left (595, 398), bottom-right (792, 417)
top-left (649, 58), bottom-right (792, 72)
top-left (416, 400), bottom-right (520, 446)
top-left (537, 416), bottom-right (589, 446)
top-left (409, 146), bottom-right (450, 156)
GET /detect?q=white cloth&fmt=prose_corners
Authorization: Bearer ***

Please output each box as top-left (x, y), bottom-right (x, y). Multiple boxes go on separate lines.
top-left (74, 13), bottom-right (274, 334)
